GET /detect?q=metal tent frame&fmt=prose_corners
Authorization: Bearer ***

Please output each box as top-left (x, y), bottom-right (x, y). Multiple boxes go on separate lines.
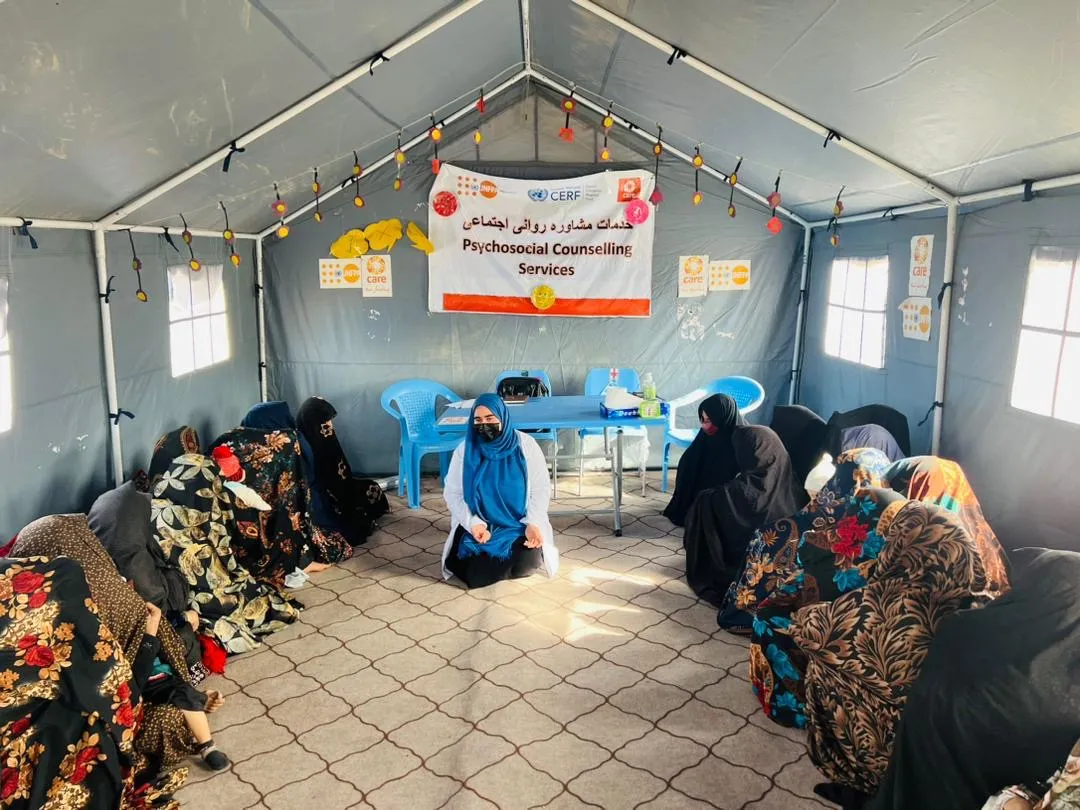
top-left (8, 0), bottom-right (1080, 480)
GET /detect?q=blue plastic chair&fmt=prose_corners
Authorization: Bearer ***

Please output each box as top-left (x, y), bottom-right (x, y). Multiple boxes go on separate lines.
top-left (579, 368), bottom-right (647, 494)
top-left (380, 379), bottom-right (463, 509)
top-left (661, 376), bottom-right (766, 492)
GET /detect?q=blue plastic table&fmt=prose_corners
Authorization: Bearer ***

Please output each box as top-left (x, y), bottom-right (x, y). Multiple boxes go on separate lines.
top-left (437, 395), bottom-right (665, 535)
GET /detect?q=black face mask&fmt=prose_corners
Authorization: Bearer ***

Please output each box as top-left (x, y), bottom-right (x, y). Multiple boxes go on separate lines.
top-left (475, 423), bottom-right (503, 443)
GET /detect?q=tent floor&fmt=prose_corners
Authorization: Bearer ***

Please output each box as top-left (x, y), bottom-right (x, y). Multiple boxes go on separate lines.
top-left (175, 474), bottom-right (830, 809)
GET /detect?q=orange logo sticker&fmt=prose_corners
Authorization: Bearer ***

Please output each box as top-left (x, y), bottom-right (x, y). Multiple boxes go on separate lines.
top-left (479, 180), bottom-right (498, 199)
top-left (617, 177), bottom-right (642, 202)
top-left (342, 263), bottom-right (361, 284)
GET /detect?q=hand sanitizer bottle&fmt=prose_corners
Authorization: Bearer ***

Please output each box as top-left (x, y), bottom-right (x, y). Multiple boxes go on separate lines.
top-left (639, 373), bottom-right (661, 418)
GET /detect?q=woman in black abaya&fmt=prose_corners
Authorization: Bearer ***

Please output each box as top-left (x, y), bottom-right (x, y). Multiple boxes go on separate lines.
top-left (683, 425), bottom-right (804, 606)
top-left (663, 394), bottom-right (745, 527)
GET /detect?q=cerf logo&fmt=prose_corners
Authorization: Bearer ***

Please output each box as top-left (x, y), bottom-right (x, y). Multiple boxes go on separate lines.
top-left (617, 176), bottom-right (642, 202)
top-left (479, 180), bottom-right (498, 199)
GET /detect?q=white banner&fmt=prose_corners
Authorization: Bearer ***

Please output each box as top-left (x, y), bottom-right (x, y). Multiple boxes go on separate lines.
top-left (428, 165), bottom-right (656, 317)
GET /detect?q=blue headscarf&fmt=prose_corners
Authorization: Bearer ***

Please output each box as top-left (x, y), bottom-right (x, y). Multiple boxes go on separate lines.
top-left (458, 393), bottom-right (529, 560)
top-left (242, 401), bottom-right (296, 431)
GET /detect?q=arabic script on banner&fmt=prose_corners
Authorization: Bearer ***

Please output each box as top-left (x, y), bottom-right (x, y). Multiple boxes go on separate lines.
top-left (427, 165), bottom-right (656, 317)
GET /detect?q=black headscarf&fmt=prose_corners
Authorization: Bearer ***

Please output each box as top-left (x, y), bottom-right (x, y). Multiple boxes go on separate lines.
top-left (863, 547), bottom-right (1080, 810)
top-left (770, 404), bottom-right (829, 485)
top-left (826, 405), bottom-right (911, 458)
top-left (295, 396), bottom-right (389, 546)
top-left (147, 426), bottom-right (201, 485)
top-left (683, 425), bottom-right (803, 606)
top-left (663, 394), bottom-right (745, 527)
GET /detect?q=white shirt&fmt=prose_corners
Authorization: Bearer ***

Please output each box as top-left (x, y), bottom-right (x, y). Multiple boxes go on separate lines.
top-left (441, 431), bottom-right (558, 579)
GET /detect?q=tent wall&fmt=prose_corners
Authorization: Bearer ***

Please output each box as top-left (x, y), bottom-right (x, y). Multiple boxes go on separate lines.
top-left (944, 194), bottom-right (1080, 552)
top-left (800, 194), bottom-right (1080, 551)
top-left (800, 215), bottom-right (947, 454)
top-left (106, 234), bottom-right (262, 476)
top-left (264, 108), bottom-right (803, 475)
top-left (0, 229), bottom-right (110, 539)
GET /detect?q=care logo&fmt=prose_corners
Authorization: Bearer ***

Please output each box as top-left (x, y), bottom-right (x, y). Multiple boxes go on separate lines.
top-left (456, 175), bottom-right (498, 199)
top-left (617, 176), bottom-right (643, 202)
top-left (367, 256), bottom-right (386, 275)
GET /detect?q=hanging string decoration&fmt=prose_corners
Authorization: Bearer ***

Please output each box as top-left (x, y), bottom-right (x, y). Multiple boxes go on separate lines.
top-left (649, 126), bottom-right (664, 206)
top-left (692, 145), bottom-right (704, 206)
top-left (559, 91), bottom-right (576, 143)
top-left (429, 115), bottom-right (443, 175)
top-left (350, 151), bottom-right (365, 208)
top-left (179, 214), bottom-right (201, 271)
top-left (828, 186), bottom-right (845, 246)
top-left (271, 184), bottom-right (289, 239)
top-left (312, 169), bottom-right (323, 223)
top-left (161, 226), bottom-right (179, 253)
top-left (728, 157), bottom-right (742, 187)
top-left (599, 103), bottom-right (614, 161)
top-left (13, 219), bottom-right (38, 250)
top-left (727, 183), bottom-right (737, 218)
top-left (127, 230), bottom-right (148, 302)
top-left (394, 131), bottom-right (405, 191)
top-left (219, 201), bottom-right (241, 266)
top-left (766, 171), bottom-right (783, 234)
top-left (473, 89), bottom-right (485, 148)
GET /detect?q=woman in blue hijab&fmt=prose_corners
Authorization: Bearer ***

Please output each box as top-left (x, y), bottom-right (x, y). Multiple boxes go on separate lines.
top-left (441, 393), bottom-right (558, 589)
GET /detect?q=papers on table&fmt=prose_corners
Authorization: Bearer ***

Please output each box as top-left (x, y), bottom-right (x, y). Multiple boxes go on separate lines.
top-left (448, 399), bottom-right (474, 409)
top-left (439, 415), bottom-right (469, 425)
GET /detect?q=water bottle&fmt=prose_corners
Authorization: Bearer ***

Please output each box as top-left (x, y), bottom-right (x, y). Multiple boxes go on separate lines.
top-left (641, 372), bottom-right (657, 401)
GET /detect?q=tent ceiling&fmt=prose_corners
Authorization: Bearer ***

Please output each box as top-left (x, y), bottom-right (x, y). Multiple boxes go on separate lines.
top-left (1, 0), bottom-right (1079, 227)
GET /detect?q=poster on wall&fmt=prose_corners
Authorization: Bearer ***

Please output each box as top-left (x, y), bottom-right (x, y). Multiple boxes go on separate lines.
top-left (319, 257), bottom-right (393, 296)
top-left (900, 296), bottom-right (933, 341)
top-left (709, 259), bottom-right (752, 291)
top-left (319, 258), bottom-right (363, 290)
top-left (678, 255), bottom-right (709, 298)
top-left (909, 234), bottom-right (934, 296)
top-left (427, 164), bottom-right (656, 317)
top-left (362, 255), bottom-right (392, 297)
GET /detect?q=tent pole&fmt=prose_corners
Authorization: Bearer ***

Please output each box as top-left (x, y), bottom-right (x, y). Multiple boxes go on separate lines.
top-left (261, 69), bottom-right (529, 237)
top-left (789, 226), bottom-right (812, 405)
top-left (255, 238), bottom-right (268, 402)
top-left (92, 228), bottom-right (125, 485)
top-left (570, 0), bottom-right (956, 205)
top-left (96, 0), bottom-right (488, 227)
top-left (529, 69), bottom-right (809, 227)
top-left (520, 0), bottom-right (532, 68)
top-left (932, 201), bottom-right (959, 454)
top-left (0, 217), bottom-right (258, 240)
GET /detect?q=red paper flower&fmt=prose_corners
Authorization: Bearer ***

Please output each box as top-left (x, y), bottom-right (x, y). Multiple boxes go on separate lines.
top-left (11, 571), bottom-right (45, 594)
top-left (558, 127), bottom-right (574, 143)
top-left (766, 191), bottom-right (782, 208)
top-left (271, 200), bottom-right (287, 216)
top-left (767, 216), bottom-right (783, 234)
top-left (24, 645), bottom-right (54, 668)
top-left (432, 191), bottom-right (458, 218)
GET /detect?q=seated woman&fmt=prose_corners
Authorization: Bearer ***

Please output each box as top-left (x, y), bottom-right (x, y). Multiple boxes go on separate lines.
top-left (682, 425), bottom-right (804, 607)
top-left (13, 514), bottom-right (230, 773)
top-left (793, 494), bottom-right (992, 798)
top-left (883, 455), bottom-right (1010, 595)
top-left (150, 450), bottom-right (300, 654)
top-left (663, 393), bottom-right (745, 527)
top-left (210, 402), bottom-right (350, 585)
top-left (442, 394), bottom-right (557, 589)
top-left (0, 555), bottom-right (186, 808)
top-left (857, 548), bottom-right (1080, 810)
top-left (717, 447), bottom-right (894, 639)
top-left (296, 396), bottom-right (390, 547)
top-left (825, 403), bottom-right (912, 458)
top-left (835, 423), bottom-right (905, 462)
top-left (769, 404), bottom-right (830, 487)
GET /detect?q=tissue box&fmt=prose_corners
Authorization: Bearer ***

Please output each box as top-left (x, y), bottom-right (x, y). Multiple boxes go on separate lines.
top-left (600, 401), bottom-right (669, 420)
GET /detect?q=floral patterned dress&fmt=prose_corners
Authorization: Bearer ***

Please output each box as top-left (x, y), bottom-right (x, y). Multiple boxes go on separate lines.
top-left (0, 556), bottom-right (185, 809)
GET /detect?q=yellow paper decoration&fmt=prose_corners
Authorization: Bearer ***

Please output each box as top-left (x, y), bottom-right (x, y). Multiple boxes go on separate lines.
top-left (364, 218), bottom-right (403, 252)
top-left (329, 228), bottom-right (370, 259)
top-left (406, 221), bottom-right (434, 255)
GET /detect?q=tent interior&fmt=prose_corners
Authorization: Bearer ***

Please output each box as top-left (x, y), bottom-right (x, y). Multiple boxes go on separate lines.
top-left (2, 1), bottom-right (1079, 808)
